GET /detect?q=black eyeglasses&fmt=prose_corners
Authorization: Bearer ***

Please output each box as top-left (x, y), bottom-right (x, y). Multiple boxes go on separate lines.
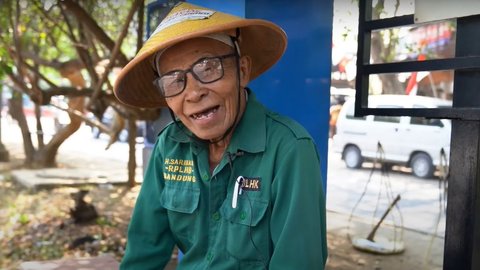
top-left (153, 53), bottom-right (236, 98)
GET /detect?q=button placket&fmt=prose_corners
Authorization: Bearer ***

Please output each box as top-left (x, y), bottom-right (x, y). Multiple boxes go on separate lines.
top-left (240, 211), bottom-right (247, 220)
top-left (202, 172), bottom-right (210, 181)
top-left (212, 212), bottom-right (220, 221)
top-left (206, 251), bottom-right (213, 262)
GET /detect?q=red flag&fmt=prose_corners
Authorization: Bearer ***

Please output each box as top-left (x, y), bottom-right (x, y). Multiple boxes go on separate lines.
top-left (405, 54), bottom-right (426, 96)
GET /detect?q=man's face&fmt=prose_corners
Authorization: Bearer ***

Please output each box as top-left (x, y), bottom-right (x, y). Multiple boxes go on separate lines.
top-left (158, 37), bottom-right (251, 141)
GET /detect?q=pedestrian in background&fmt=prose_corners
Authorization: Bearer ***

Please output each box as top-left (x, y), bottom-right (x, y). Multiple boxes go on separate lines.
top-left (114, 2), bottom-right (327, 269)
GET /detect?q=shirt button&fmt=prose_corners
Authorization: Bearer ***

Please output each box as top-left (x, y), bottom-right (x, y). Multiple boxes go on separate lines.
top-left (202, 172), bottom-right (209, 181)
top-left (212, 212), bottom-right (220, 221)
top-left (240, 211), bottom-right (247, 220)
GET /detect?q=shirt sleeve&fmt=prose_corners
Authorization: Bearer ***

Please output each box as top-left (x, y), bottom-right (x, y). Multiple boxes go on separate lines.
top-left (120, 141), bottom-right (175, 270)
top-left (269, 138), bottom-right (328, 269)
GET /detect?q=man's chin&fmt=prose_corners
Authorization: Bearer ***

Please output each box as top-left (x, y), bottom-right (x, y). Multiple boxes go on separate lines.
top-left (189, 125), bottom-right (231, 143)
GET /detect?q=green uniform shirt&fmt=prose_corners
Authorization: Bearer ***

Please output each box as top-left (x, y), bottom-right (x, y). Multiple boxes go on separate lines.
top-left (120, 91), bottom-right (327, 269)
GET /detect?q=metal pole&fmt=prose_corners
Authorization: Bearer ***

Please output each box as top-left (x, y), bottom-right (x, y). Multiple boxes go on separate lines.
top-left (443, 14), bottom-right (480, 270)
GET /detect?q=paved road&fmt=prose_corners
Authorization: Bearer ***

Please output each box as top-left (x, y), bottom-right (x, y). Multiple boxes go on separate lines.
top-left (327, 145), bottom-right (447, 236)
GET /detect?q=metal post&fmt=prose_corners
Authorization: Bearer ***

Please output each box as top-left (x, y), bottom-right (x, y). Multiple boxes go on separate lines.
top-left (444, 14), bottom-right (480, 270)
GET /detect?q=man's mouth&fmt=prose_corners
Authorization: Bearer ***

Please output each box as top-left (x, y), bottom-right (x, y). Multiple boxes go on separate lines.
top-left (190, 106), bottom-right (219, 120)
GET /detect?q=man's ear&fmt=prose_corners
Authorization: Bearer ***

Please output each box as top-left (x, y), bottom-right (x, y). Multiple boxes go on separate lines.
top-left (239, 55), bottom-right (252, 87)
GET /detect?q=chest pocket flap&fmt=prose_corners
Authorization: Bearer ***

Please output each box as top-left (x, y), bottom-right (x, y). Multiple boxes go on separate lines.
top-left (161, 186), bottom-right (200, 214)
top-left (221, 196), bottom-right (269, 226)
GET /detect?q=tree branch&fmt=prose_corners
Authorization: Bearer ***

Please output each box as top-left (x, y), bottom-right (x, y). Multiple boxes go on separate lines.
top-left (136, 0), bottom-right (145, 53)
top-left (49, 102), bottom-right (111, 134)
top-left (8, 73), bottom-right (32, 95)
top-left (10, 1), bottom-right (32, 96)
top-left (89, 0), bottom-right (143, 108)
top-left (60, 0), bottom-right (129, 66)
top-left (32, 0), bottom-right (71, 37)
top-left (59, 3), bottom-right (99, 86)
top-left (18, 50), bottom-right (63, 69)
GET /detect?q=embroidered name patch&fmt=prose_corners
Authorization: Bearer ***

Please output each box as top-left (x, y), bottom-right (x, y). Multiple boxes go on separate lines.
top-left (163, 158), bottom-right (196, 182)
top-left (241, 177), bottom-right (261, 191)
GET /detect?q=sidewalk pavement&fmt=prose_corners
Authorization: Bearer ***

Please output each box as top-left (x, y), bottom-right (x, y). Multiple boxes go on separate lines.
top-left (326, 210), bottom-right (444, 270)
top-left (1, 139), bottom-right (444, 270)
top-left (19, 254), bottom-right (119, 270)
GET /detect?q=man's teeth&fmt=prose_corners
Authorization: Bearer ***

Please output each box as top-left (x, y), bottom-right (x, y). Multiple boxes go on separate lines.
top-left (192, 107), bottom-right (218, 120)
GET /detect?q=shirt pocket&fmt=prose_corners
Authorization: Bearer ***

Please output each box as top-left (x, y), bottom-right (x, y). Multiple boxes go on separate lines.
top-left (220, 195), bottom-right (270, 262)
top-left (221, 195), bottom-right (268, 226)
top-left (160, 186), bottom-right (200, 248)
top-left (161, 186), bottom-right (200, 213)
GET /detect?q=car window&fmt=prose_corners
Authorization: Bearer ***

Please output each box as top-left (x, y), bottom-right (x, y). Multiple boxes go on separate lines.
top-left (373, 105), bottom-right (401, 123)
top-left (374, 115), bottom-right (401, 123)
top-left (410, 117), bottom-right (444, 127)
top-left (410, 104), bottom-right (444, 127)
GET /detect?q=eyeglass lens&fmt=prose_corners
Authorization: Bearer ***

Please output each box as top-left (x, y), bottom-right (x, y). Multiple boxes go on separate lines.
top-left (154, 54), bottom-right (234, 98)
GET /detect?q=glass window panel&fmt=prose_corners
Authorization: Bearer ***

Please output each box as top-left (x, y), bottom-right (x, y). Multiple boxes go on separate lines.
top-left (370, 0), bottom-right (415, 20)
top-left (370, 21), bottom-right (456, 64)
top-left (367, 70), bottom-right (454, 105)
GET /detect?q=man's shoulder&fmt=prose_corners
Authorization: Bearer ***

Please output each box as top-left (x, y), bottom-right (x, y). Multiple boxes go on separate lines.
top-left (157, 121), bottom-right (176, 136)
top-left (156, 121), bottom-right (190, 143)
top-left (264, 109), bottom-right (312, 140)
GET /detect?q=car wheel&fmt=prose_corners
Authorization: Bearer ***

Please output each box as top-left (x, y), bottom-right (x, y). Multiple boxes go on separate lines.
top-left (411, 153), bottom-right (434, 179)
top-left (343, 145), bottom-right (363, 169)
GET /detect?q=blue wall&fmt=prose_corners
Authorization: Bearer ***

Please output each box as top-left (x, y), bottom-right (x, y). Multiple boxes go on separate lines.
top-left (185, 0), bottom-right (332, 189)
top-left (188, 0), bottom-right (245, 16)
top-left (245, 0), bottom-right (332, 190)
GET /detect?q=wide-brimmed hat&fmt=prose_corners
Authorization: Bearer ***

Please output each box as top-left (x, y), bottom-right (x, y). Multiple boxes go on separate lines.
top-left (114, 2), bottom-right (287, 108)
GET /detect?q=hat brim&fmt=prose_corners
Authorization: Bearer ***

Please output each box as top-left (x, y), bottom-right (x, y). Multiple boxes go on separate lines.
top-left (114, 6), bottom-right (287, 108)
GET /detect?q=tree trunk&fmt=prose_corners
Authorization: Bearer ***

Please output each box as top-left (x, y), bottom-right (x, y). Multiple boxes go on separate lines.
top-left (370, 0), bottom-right (404, 95)
top-left (127, 118), bottom-right (137, 188)
top-left (34, 70), bottom-right (86, 168)
top-left (0, 91), bottom-right (9, 162)
top-left (8, 95), bottom-right (35, 166)
top-left (35, 97), bottom-right (85, 168)
top-left (34, 103), bottom-right (45, 149)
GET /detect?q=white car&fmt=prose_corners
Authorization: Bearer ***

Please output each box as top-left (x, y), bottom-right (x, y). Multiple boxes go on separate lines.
top-left (332, 95), bottom-right (452, 178)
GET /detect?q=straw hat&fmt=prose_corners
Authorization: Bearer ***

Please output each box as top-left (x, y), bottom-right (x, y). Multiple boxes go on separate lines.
top-left (114, 2), bottom-right (287, 108)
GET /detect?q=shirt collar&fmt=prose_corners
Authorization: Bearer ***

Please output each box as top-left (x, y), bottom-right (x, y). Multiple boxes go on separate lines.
top-left (168, 122), bottom-right (193, 143)
top-left (226, 89), bottom-right (266, 154)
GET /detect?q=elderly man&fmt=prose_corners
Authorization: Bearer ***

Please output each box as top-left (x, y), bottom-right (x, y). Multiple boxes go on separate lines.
top-left (114, 2), bottom-right (327, 269)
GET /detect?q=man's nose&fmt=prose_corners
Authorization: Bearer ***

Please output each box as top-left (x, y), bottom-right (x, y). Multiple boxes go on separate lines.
top-left (184, 73), bottom-right (207, 102)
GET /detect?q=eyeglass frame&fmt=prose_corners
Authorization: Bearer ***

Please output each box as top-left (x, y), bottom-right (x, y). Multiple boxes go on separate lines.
top-left (153, 53), bottom-right (237, 98)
